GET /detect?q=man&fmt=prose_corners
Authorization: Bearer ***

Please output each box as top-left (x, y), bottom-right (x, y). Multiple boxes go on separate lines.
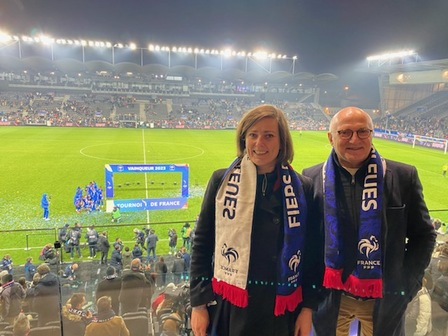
top-left (97, 231), bottom-right (110, 265)
top-left (62, 263), bottom-right (79, 280)
top-left (180, 222), bottom-right (191, 251)
top-left (119, 258), bottom-right (154, 314)
top-left (172, 251), bottom-right (185, 284)
top-left (180, 246), bottom-right (190, 281)
top-left (40, 193), bottom-right (50, 220)
top-left (111, 206), bottom-right (121, 223)
top-left (85, 225), bottom-right (99, 259)
top-left (96, 266), bottom-right (121, 314)
top-left (145, 229), bottom-right (158, 263)
top-left (84, 296), bottom-right (130, 336)
top-left (110, 244), bottom-right (123, 273)
top-left (58, 223), bottom-right (70, 246)
top-left (303, 106), bottom-right (436, 336)
top-left (32, 263), bottom-right (61, 326)
top-left (69, 222), bottom-right (82, 259)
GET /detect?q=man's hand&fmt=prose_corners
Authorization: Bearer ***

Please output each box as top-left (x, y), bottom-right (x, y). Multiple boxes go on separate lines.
top-left (294, 307), bottom-right (313, 336)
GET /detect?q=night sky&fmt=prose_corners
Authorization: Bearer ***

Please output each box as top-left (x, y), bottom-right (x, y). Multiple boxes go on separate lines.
top-left (1, 0), bottom-right (448, 95)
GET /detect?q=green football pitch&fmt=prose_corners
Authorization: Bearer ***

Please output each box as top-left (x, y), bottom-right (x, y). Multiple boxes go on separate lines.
top-left (1, 126), bottom-right (447, 262)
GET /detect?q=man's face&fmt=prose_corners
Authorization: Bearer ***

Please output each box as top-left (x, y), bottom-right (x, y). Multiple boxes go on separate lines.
top-left (328, 108), bottom-right (373, 168)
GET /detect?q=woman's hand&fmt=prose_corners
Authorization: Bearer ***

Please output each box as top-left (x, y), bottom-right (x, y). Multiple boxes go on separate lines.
top-left (191, 306), bottom-right (210, 336)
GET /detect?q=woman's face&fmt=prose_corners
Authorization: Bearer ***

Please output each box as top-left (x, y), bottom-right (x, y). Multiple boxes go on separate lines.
top-left (245, 117), bottom-right (280, 174)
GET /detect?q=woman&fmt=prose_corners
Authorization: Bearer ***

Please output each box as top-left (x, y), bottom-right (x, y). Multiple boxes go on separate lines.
top-left (190, 104), bottom-right (322, 336)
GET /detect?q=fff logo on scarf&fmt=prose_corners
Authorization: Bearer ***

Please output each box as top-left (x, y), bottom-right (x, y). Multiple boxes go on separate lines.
top-left (357, 236), bottom-right (381, 269)
top-left (219, 243), bottom-right (240, 276)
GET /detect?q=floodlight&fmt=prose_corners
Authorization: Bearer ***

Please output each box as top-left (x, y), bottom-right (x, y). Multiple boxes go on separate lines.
top-left (366, 49), bottom-right (416, 61)
top-left (39, 34), bottom-right (54, 45)
top-left (253, 51), bottom-right (268, 60)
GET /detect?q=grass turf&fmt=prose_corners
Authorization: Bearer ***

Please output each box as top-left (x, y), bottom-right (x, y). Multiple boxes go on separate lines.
top-left (1, 126), bottom-right (447, 263)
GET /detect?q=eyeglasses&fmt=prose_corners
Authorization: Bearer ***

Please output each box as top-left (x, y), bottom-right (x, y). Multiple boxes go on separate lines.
top-left (336, 129), bottom-right (372, 140)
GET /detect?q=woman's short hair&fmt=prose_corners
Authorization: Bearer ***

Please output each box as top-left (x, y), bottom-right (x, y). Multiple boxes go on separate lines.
top-left (236, 104), bottom-right (294, 165)
top-left (97, 296), bottom-right (112, 313)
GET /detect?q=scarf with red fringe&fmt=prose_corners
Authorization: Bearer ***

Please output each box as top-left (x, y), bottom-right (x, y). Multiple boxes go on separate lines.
top-left (323, 148), bottom-right (384, 298)
top-left (212, 155), bottom-right (307, 316)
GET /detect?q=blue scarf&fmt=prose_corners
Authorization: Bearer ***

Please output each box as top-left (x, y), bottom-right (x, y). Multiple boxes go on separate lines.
top-left (212, 155), bottom-right (307, 315)
top-left (323, 148), bottom-right (384, 298)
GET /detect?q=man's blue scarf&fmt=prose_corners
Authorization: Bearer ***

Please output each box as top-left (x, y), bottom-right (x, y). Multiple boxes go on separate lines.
top-left (323, 148), bottom-right (384, 298)
top-left (212, 155), bottom-right (307, 315)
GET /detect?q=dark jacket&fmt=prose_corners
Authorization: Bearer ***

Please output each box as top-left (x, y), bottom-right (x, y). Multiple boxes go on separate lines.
top-left (302, 154), bottom-right (436, 336)
top-left (110, 249), bottom-right (122, 270)
top-left (32, 272), bottom-right (61, 326)
top-left (119, 270), bottom-right (153, 314)
top-left (190, 167), bottom-right (321, 336)
top-left (97, 235), bottom-right (110, 253)
top-left (96, 275), bottom-right (122, 315)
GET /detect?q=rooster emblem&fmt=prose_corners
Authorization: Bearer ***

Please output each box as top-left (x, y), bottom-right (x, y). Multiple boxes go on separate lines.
top-left (288, 250), bottom-right (302, 273)
top-left (221, 244), bottom-right (239, 265)
top-left (358, 236), bottom-right (379, 258)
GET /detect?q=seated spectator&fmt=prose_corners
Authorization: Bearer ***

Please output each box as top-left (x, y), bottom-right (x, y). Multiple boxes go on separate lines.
top-left (84, 296), bottom-right (130, 336)
top-left (0, 273), bottom-right (26, 324)
top-left (62, 292), bottom-right (92, 336)
top-left (13, 312), bottom-right (30, 336)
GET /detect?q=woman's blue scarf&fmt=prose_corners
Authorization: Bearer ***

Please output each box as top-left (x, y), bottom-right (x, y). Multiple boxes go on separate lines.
top-left (323, 148), bottom-right (384, 298)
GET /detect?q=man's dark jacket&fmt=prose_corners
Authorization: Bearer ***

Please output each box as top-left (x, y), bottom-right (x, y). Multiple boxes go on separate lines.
top-left (303, 154), bottom-right (436, 336)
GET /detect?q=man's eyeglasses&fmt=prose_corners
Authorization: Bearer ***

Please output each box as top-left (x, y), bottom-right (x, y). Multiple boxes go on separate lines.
top-left (336, 129), bottom-right (372, 140)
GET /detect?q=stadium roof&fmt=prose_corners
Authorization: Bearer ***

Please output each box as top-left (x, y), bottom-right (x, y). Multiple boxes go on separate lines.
top-left (0, 55), bottom-right (338, 84)
top-left (363, 58), bottom-right (448, 74)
